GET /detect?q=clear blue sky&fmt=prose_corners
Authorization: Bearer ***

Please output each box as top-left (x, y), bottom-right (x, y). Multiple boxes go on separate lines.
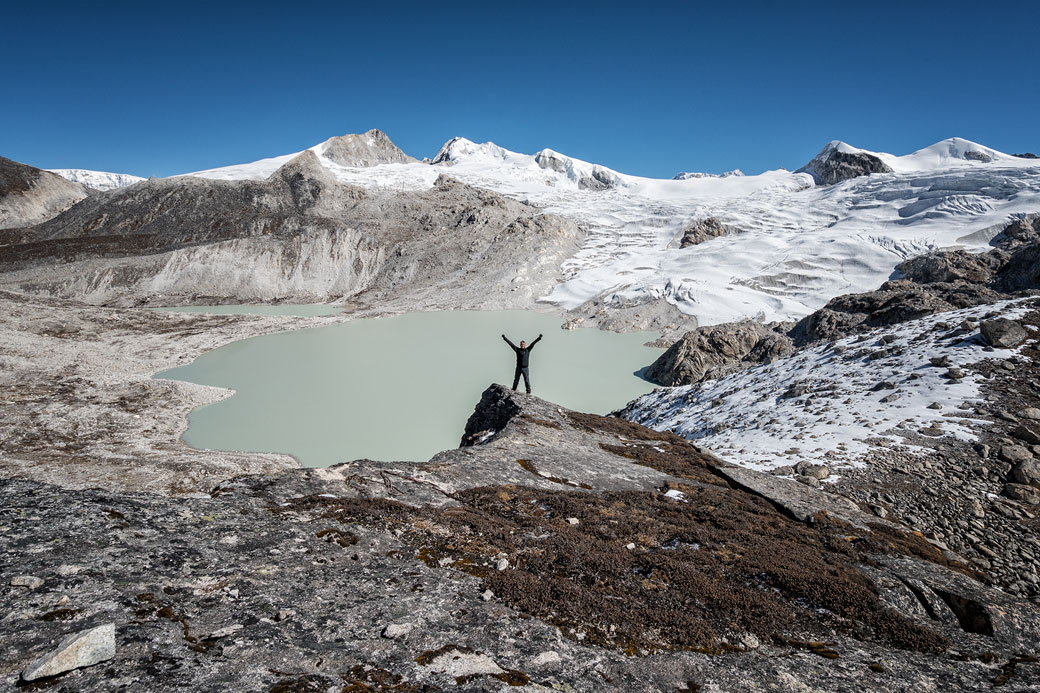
top-left (4, 1), bottom-right (1038, 178)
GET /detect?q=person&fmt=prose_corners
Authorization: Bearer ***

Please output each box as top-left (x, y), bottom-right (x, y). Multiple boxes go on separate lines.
top-left (502, 333), bottom-right (542, 393)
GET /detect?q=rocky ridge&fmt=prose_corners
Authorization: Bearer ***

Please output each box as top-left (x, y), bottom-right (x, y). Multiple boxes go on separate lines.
top-left (0, 156), bottom-right (88, 231)
top-left (0, 151), bottom-right (581, 309)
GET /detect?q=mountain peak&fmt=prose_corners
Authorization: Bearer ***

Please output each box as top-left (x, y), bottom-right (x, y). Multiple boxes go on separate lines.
top-left (315, 130), bottom-right (416, 167)
top-left (796, 141), bottom-right (893, 185)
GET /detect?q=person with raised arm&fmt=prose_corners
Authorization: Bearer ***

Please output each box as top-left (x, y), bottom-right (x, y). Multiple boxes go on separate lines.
top-left (501, 333), bottom-right (543, 394)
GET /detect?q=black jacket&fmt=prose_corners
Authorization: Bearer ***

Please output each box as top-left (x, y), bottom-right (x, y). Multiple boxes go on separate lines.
top-left (503, 334), bottom-right (542, 368)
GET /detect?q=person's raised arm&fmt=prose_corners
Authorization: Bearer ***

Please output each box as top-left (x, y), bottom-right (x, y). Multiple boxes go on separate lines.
top-left (502, 334), bottom-right (518, 349)
top-left (529, 333), bottom-right (543, 349)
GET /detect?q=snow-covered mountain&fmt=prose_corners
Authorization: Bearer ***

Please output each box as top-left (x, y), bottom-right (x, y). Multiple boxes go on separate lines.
top-left (182, 133), bottom-right (1040, 327)
top-left (48, 169), bottom-right (145, 192)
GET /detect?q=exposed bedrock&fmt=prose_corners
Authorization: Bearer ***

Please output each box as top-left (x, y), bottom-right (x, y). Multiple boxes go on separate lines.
top-left (678, 216), bottom-right (730, 247)
top-left (317, 128), bottom-right (417, 167)
top-left (0, 153), bottom-right (581, 309)
top-left (643, 321), bottom-right (793, 386)
top-left (797, 143), bottom-right (894, 185)
top-left (0, 156), bottom-right (89, 231)
top-left (3, 384), bottom-right (1038, 690)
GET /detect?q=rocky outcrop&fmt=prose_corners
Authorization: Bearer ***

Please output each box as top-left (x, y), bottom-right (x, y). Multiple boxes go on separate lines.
top-left (791, 279), bottom-right (1001, 345)
top-left (533, 150), bottom-right (620, 190)
top-left (797, 142), bottom-right (894, 185)
top-left (0, 156), bottom-right (88, 230)
top-left (0, 156), bottom-right (581, 309)
top-left (678, 216), bottom-right (729, 247)
top-left (644, 322), bottom-right (793, 386)
top-left (4, 379), bottom-right (1040, 691)
top-left (791, 231), bottom-right (1040, 345)
top-left (317, 129), bottom-right (417, 167)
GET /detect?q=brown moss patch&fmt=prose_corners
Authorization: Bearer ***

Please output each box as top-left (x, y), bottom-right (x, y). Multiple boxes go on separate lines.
top-left (520, 415), bottom-right (561, 429)
top-left (315, 527), bottom-right (359, 547)
top-left (318, 484), bottom-right (946, 654)
top-left (37, 608), bottom-right (80, 622)
top-left (340, 663), bottom-right (434, 692)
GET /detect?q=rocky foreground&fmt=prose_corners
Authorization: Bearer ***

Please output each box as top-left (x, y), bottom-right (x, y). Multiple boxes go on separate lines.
top-left (2, 383), bottom-right (1039, 691)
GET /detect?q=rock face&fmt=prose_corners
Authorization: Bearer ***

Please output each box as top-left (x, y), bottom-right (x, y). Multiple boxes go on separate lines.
top-left (317, 129), bottom-right (417, 167)
top-left (3, 384), bottom-right (1039, 691)
top-left (0, 156), bottom-right (88, 230)
top-left (0, 155), bottom-right (581, 308)
top-left (679, 216), bottom-right (729, 247)
top-left (22, 623), bottom-right (115, 681)
top-left (644, 322), bottom-right (793, 386)
top-left (797, 142), bottom-right (894, 185)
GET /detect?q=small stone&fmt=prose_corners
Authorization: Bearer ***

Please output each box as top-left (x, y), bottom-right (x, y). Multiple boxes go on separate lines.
top-left (625, 543), bottom-right (636, 550)
top-left (795, 461), bottom-right (830, 480)
top-left (276, 609), bottom-right (295, 622)
top-left (495, 558), bottom-right (509, 571)
top-left (382, 623), bottom-right (412, 639)
top-left (944, 368), bottom-right (965, 379)
top-left (871, 381), bottom-right (896, 391)
top-left (795, 475), bottom-right (820, 488)
top-left (970, 500), bottom-right (985, 518)
top-left (22, 623), bottom-right (116, 681)
top-left (737, 632), bottom-right (761, 650)
top-left (566, 517), bottom-right (579, 525)
top-left (530, 651), bottom-right (562, 667)
top-left (879, 393), bottom-right (900, 403)
top-left (481, 589), bottom-right (494, 602)
top-left (929, 355), bottom-right (952, 367)
top-left (11, 576), bottom-right (44, 590)
top-left (927, 402), bottom-right (943, 410)
top-left (56, 565), bottom-right (82, 577)
top-left (870, 505), bottom-right (889, 519)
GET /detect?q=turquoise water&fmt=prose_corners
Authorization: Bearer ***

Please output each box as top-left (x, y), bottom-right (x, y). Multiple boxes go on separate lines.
top-left (156, 310), bottom-right (663, 467)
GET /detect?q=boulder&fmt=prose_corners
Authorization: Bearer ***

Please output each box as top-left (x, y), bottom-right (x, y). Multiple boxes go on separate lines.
top-left (22, 623), bottom-right (116, 681)
top-left (1013, 424), bottom-right (1040, 446)
top-left (999, 445), bottom-right (1034, 465)
top-left (1003, 483), bottom-right (1040, 505)
top-left (994, 240), bottom-right (1040, 292)
top-left (643, 322), bottom-right (793, 386)
top-left (980, 318), bottom-right (1029, 348)
top-left (1009, 459), bottom-right (1040, 488)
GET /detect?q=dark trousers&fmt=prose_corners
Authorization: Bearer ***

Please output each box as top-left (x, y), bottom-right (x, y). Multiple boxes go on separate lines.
top-left (512, 366), bottom-right (531, 393)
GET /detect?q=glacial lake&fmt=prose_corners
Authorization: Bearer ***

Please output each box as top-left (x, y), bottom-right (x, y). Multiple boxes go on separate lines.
top-left (156, 309), bottom-right (664, 467)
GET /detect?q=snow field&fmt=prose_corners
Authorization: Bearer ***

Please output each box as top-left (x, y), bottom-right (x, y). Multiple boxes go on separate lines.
top-left (624, 299), bottom-right (1037, 475)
